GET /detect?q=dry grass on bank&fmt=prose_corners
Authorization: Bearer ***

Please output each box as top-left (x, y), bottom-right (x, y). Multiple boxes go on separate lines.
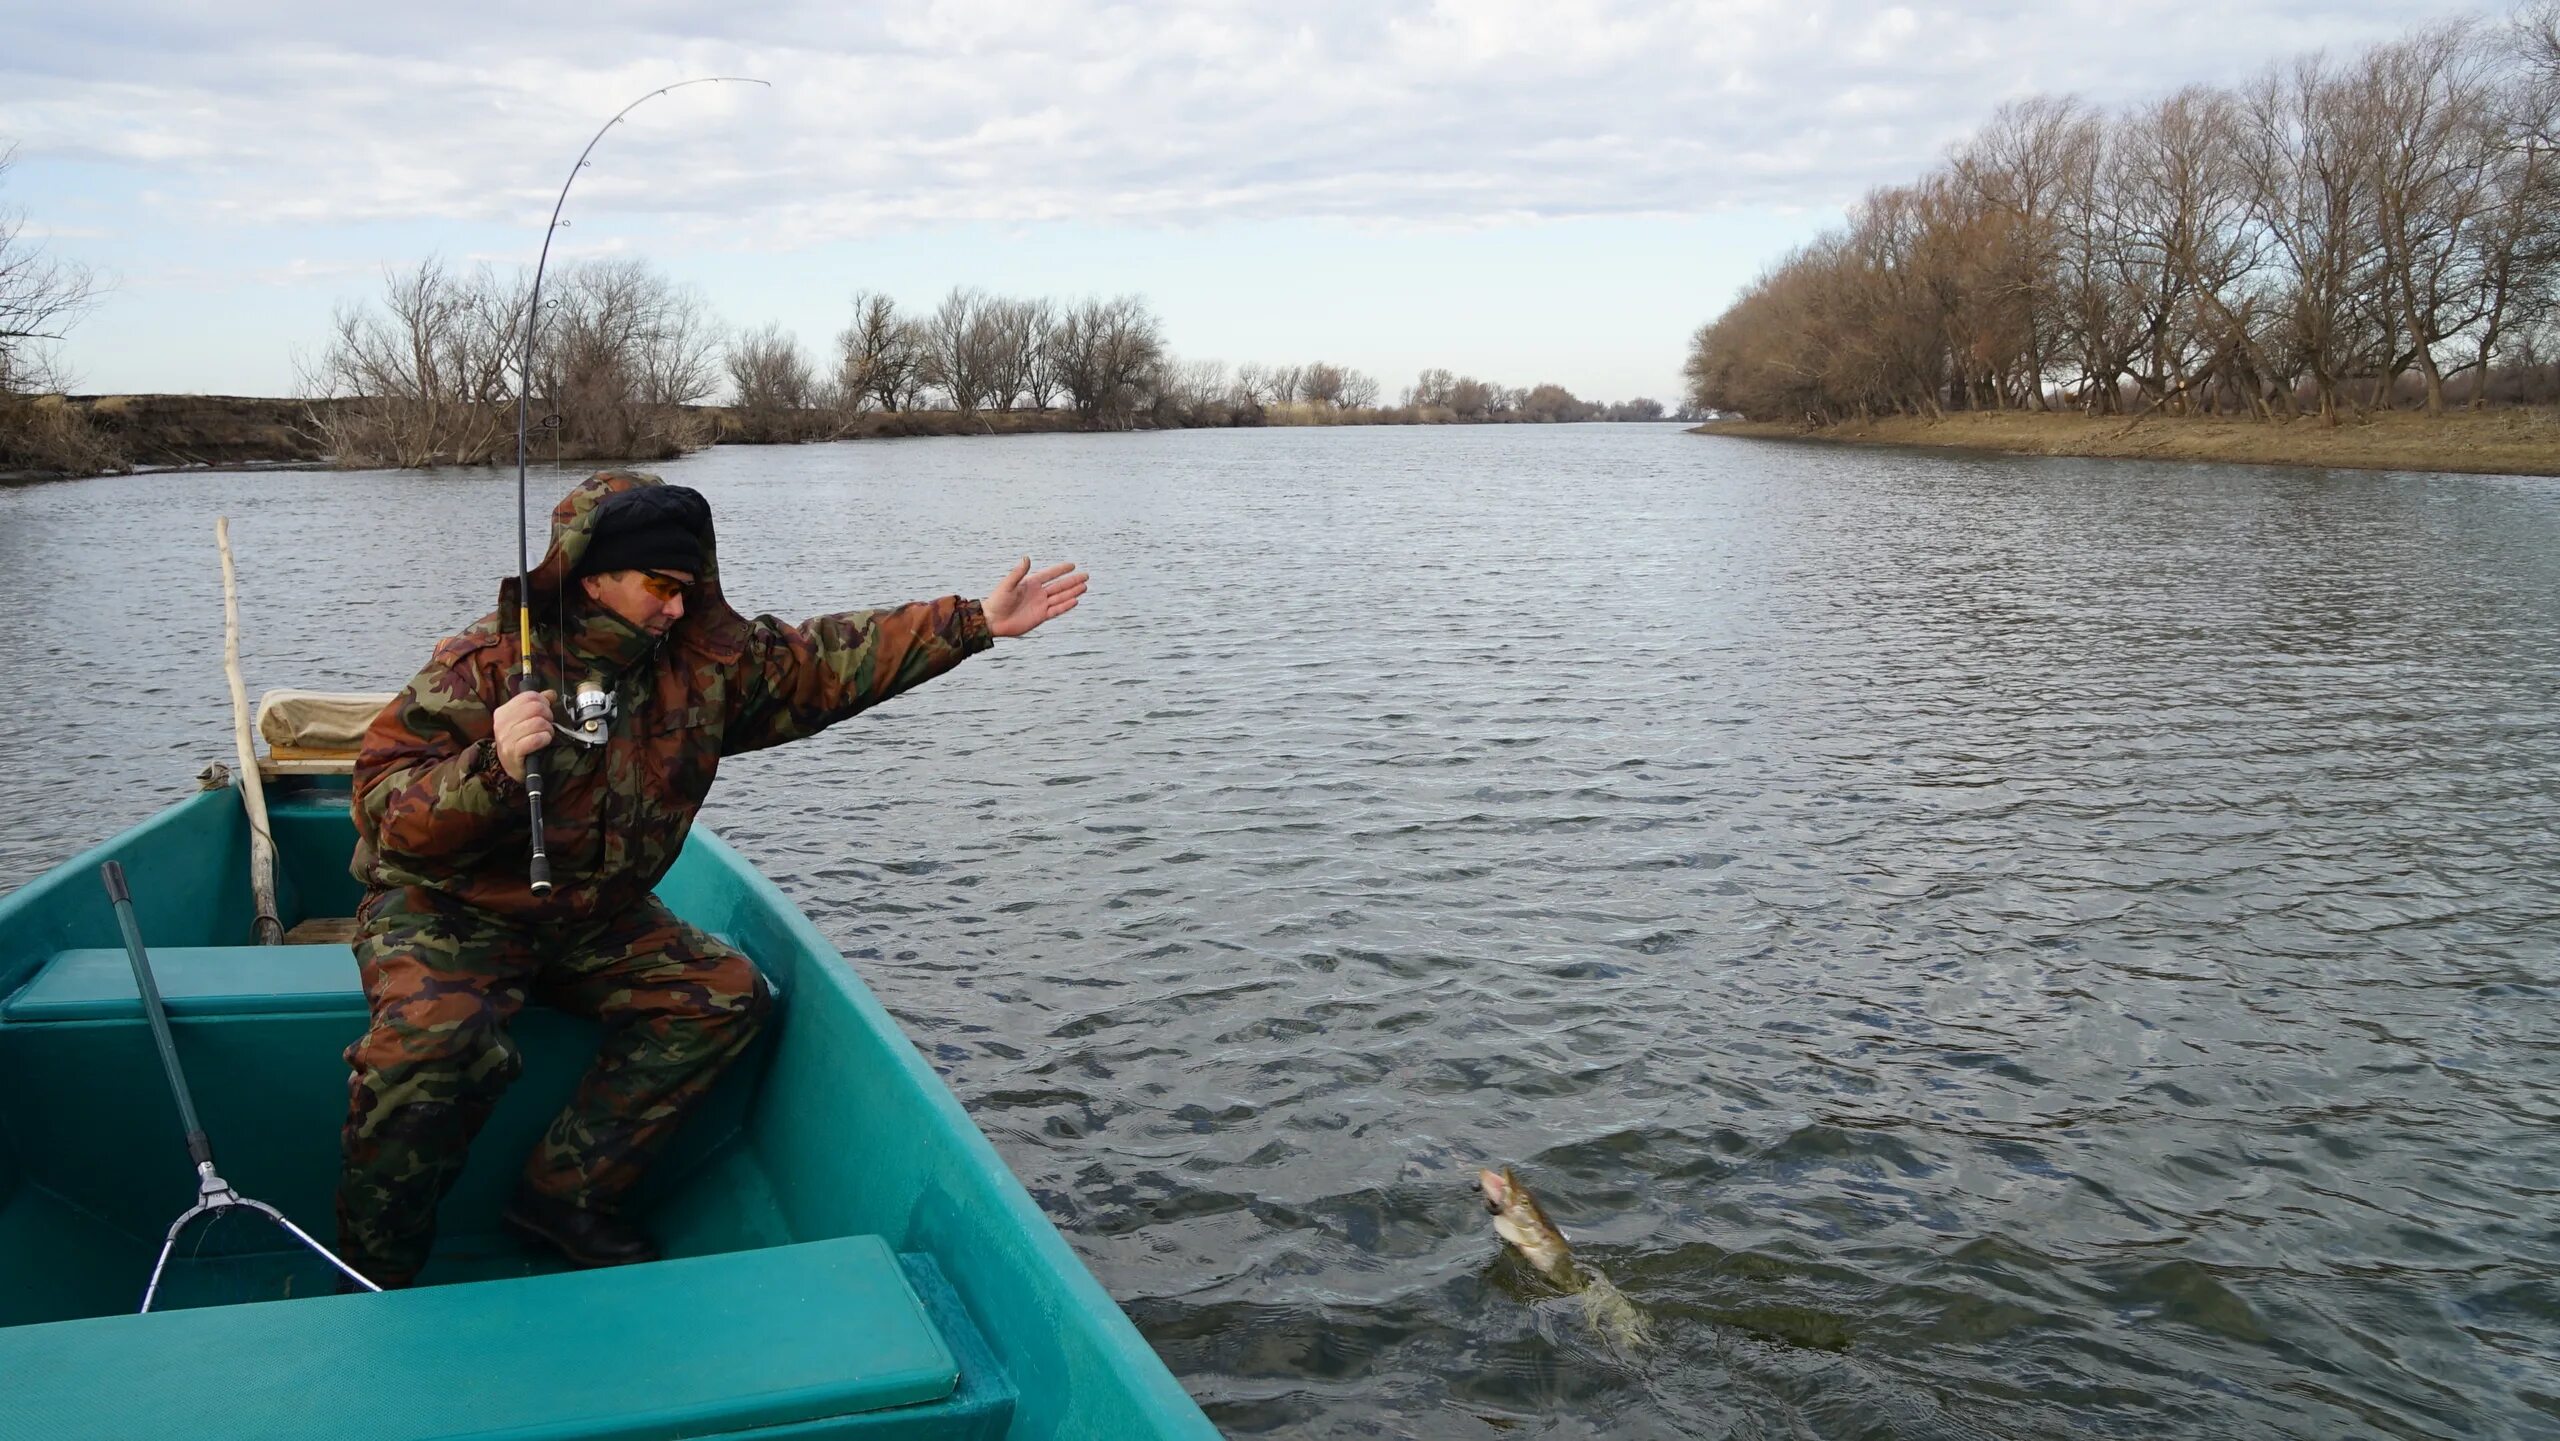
top-left (0, 394), bottom-right (130, 476)
top-left (1693, 408), bottom-right (2560, 477)
top-left (805, 408), bottom-right (1091, 440)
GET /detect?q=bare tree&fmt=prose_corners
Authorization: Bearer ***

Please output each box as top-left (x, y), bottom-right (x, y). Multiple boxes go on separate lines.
top-left (1234, 362), bottom-right (1272, 406)
top-left (920, 286), bottom-right (1002, 415)
top-left (1447, 375), bottom-right (1501, 419)
top-left (981, 296), bottom-right (1052, 412)
top-left (0, 144), bottom-right (120, 471)
top-left (2352, 20), bottom-right (2507, 413)
top-left (1516, 383), bottom-right (1591, 421)
top-left (2242, 55), bottom-right (2394, 418)
top-left (1020, 300), bottom-right (1064, 410)
top-left (888, 326), bottom-right (933, 412)
top-left (1299, 361), bottom-right (1347, 407)
top-left (2523, 2), bottom-right (2560, 146)
top-left (302, 254), bottom-right (716, 466)
top-left (538, 258), bottom-right (709, 457)
top-left (2097, 87), bottom-right (2275, 413)
top-left (2467, 10), bottom-right (2560, 405)
top-left (299, 256), bottom-right (519, 466)
top-left (727, 322), bottom-right (816, 441)
top-left (633, 281), bottom-right (723, 409)
top-left (0, 144), bottom-right (97, 398)
top-left (838, 291), bottom-right (922, 413)
top-left (1052, 295), bottom-right (1165, 426)
top-left (1143, 356), bottom-right (1236, 426)
top-left (1951, 97), bottom-right (2088, 409)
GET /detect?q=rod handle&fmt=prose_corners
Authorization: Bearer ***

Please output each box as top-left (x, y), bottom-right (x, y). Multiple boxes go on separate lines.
top-left (102, 860), bottom-right (131, 906)
top-left (527, 812), bottom-right (553, 895)
top-left (519, 673), bottom-right (554, 896)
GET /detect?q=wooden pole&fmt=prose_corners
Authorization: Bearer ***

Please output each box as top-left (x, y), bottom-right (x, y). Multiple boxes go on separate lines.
top-left (216, 517), bottom-right (284, 945)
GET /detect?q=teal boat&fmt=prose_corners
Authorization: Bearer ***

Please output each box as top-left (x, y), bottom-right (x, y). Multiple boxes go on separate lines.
top-left (0, 769), bottom-right (1219, 1439)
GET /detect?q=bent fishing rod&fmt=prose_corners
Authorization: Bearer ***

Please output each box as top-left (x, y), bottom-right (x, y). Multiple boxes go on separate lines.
top-left (512, 76), bottom-right (768, 895)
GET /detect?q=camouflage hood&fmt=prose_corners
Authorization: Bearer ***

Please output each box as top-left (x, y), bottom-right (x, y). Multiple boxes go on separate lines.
top-left (500, 470), bottom-right (750, 667)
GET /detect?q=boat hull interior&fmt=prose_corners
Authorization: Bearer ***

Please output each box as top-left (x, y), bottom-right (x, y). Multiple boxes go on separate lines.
top-left (0, 779), bottom-right (1215, 1439)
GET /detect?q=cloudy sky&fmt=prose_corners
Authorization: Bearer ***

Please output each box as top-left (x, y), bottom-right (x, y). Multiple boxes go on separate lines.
top-left (2, 0), bottom-right (2487, 405)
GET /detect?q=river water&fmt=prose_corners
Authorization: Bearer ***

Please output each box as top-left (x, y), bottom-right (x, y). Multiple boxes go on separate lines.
top-left (3, 426), bottom-right (2556, 1438)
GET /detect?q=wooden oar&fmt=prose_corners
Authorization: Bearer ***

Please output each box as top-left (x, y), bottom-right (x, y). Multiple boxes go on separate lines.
top-left (215, 517), bottom-right (282, 945)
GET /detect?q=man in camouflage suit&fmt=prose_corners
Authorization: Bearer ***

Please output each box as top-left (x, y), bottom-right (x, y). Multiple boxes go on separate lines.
top-left (339, 471), bottom-right (1086, 1287)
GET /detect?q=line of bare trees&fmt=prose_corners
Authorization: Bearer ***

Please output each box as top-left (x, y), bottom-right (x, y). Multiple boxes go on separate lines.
top-left (629, 286), bottom-right (1179, 433)
top-left (303, 264), bottom-right (1673, 465)
top-left (1401, 368), bottom-right (1665, 422)
top-left (1116, 358), bottom-right (1663, 427)
top-left (298, 256), bottom-right (726, 466)
top-left (1687, 4), bottom-right (2560, 425)
top-left (299, 267), bottom-right (1195, 461)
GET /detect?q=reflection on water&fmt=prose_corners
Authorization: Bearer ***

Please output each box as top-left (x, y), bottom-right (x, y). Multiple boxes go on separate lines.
top-left (4, 427), bottom-right (2557, 1438)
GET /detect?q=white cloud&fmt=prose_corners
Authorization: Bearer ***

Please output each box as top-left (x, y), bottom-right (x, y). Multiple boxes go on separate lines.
top-left (12, 222), bottom-right (111, 240)
top-left (4, 0), bottom-right (2501, 398)
top-left (249, 256), bottom-right (402, 286)
top-left (0, 0), bottom-right (2480, 244)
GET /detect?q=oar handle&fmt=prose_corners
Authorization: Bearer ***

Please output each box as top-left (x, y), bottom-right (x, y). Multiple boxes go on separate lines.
top-left (99, 862), bottom-right (215, 1170)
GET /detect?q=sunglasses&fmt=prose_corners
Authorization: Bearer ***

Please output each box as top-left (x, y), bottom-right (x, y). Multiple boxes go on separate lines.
top-left (634, 569), bottom-right (694, 601)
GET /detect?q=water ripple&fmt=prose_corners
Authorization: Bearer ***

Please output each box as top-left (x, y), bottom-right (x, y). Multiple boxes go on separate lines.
top-left (4, 429), bottom-right (2557, 1437)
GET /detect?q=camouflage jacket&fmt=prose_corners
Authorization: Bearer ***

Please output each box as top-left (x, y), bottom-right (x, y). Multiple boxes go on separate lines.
top-left (350, 471), bottom-right (993, 924)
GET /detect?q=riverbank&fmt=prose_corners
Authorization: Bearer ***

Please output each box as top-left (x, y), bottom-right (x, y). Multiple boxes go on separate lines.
top-left (1692, 409), bottom-right (2560, 477)
top-left (12, 395), bottom-right (1097, 476)
top-left (3, 392), bottom-right (1683, 482)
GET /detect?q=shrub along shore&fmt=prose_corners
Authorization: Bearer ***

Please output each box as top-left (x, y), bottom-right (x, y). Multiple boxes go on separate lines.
top-left (1693, 408), bottom-right (2560, 477)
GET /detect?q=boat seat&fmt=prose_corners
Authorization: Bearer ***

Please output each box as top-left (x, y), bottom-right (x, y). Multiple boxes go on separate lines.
top-left (5, 934), bottom-right (761, 1023)
top-left (0, 1235), bottom-right (981, 1441)
top-left (3, 945), bottom-right (361, 1022)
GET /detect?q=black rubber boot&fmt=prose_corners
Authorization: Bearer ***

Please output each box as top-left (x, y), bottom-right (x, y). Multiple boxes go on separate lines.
top-left (502, 1187), bottom-right (662, 1269)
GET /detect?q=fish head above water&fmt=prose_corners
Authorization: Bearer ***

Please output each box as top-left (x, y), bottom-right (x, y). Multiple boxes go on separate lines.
top-left (1478, 1166), bottom-right (1578, 1287)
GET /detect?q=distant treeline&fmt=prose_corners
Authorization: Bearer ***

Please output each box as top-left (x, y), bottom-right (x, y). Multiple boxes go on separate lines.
top-left (1686, 3), bottom-right (2560, 425)
top-left (5, 129), bottom-right (1673, 478)
top-left (293, 260), bottom-right (1668, 469)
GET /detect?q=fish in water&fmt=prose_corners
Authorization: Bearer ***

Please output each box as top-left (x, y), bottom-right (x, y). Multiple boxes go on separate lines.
top-left (1478, 1166), bottom-right (1654, 1350)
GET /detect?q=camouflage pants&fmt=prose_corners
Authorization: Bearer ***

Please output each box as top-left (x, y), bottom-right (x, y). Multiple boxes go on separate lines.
top-left (335, 885), bottom-right (772, 1287)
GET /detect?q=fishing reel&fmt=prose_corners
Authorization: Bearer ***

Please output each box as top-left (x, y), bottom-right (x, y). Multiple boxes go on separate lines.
top-left (559, 678), bottom-right (617, 747)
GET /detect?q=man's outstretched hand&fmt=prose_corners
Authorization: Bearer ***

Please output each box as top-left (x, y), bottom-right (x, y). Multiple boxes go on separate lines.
top-left (982, 557), bottom-right (1088, 639)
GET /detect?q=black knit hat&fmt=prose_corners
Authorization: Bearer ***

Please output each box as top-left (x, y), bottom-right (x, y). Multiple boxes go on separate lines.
top-left (576, 484), bottom-right (710, 578)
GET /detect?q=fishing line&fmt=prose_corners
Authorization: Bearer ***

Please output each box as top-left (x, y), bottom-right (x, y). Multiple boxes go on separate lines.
top-left (511, 75), bottom-right (769, 895)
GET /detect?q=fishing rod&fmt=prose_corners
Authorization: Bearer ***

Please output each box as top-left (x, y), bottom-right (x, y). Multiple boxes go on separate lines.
top-left (512, 75), bottom-right (768, 896)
